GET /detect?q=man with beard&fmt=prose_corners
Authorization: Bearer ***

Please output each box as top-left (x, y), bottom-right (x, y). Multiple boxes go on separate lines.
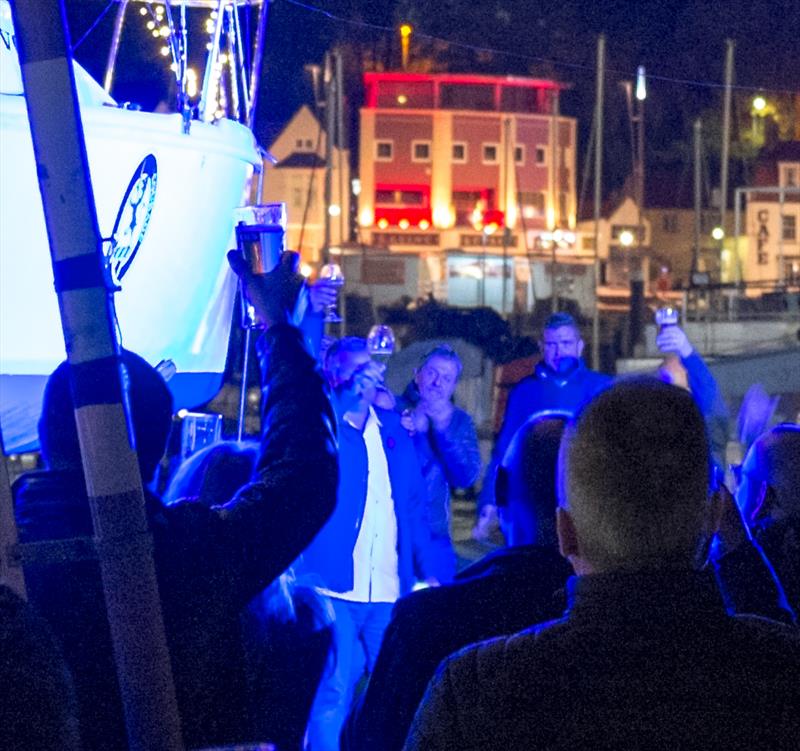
top-left (476, 313), bottom-right (609, 538)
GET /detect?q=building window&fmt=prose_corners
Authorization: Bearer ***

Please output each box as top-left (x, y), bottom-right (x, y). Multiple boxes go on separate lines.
top-left (482, 143), bottom-right (499, 164)
top-left (295, 139), bottom-right (303, 148)
top-left (535, 146), bottom-right (547, 166)
top-left (452, 142), bottom-right (467, 163)
top-left (559, 192), bottom-right (569, 223)
top-left (700, 212), bottom-right (718, 234)
top-left (780, 165), bottom-right (798, 187)
top-left (453, 189), bottom-right (493, 226)
top-left (783, 214), bottom-right (797, 241)
top-left (518, 191), bottom-right (545, 219)
top-left (412, 140), bottom-right (431, 162)
top-left (662, 213), bottom-right (679, 233)
top-left (514, 145), bottom-right (525, 165)
top-left (292, 187), bottom-right (304, 209)
top-left (375, 188), bottom-right (426, 206)
top-left (375, 140), bottom-right (393, 161)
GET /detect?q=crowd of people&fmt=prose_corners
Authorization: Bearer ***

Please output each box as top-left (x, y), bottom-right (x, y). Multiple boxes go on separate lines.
top-left (2, 250), bottom-right (798, 750)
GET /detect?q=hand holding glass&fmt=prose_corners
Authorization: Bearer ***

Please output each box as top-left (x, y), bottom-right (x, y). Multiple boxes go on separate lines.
top-left (319, 263), bottom-right (344, 323)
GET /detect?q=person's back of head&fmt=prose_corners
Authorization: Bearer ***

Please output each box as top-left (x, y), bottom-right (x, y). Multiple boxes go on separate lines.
top-left (163, 439), bottom-right (260, 507)
top-left (496, 412), bottom-right (569, 548)
top-left (38, 351), bottom-right (173, 485)
top-left (557, 377), bottom-right (713, 573)
top-left (738, 423), bottom-right (800, 523)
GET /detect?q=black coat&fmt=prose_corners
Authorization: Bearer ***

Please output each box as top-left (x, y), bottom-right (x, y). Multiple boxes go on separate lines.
top-left (14, 325), bottom-right (338, 750)
top-left (405, 570), bottom-right (800, 751)
top-left (344, 544), bottom-right (572, 751)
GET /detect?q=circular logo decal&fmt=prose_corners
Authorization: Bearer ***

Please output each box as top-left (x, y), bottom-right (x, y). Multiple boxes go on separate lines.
top-left (106, 154), bottom-right (158, 286)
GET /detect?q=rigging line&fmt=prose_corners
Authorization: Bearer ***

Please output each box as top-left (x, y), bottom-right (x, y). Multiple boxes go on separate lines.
top-left (73, 0), bottom-right (117, 50)
top-left (283, 0), bottom-right (799, 96)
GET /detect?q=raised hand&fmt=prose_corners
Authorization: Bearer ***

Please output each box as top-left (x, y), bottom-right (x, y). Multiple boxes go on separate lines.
top-left (228, 250), bottom-right (306, 329)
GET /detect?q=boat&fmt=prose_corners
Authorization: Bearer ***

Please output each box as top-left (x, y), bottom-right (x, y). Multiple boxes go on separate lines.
top-left (0, 0), bottom-right (266, 452)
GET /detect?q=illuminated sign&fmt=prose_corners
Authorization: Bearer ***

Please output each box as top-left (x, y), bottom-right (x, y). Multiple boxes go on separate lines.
top-left (372, 232), bottom-right (440, 247)
top-left (460, 234), bottom-right (518, 248)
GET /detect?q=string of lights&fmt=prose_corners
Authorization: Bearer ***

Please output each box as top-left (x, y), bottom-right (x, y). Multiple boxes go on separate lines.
top-left (283, 0), bottom-right (799, 96)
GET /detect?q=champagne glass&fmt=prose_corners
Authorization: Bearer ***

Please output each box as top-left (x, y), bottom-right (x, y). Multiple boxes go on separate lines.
top-left (319, 262), bottom-right (344, 323)
top-left (367, 324), bottom-right (396, 364)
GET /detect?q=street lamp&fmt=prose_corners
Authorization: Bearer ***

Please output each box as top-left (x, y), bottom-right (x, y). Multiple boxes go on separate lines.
top-left (711, 226), bottom-right (725, 242)
top-left (400, 23), bottom-right (412, 70)
top-left (619, 229), bottom-right (635, 248)
top-left (751, 95), bottom-right (767, 145)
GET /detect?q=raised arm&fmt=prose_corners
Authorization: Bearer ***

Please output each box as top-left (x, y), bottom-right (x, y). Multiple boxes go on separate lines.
top-left (163, 253), bottom-right (338, 611)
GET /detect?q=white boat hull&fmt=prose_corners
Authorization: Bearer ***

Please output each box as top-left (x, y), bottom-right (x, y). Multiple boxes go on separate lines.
top-left (0, 5), bottom-right (260, 451)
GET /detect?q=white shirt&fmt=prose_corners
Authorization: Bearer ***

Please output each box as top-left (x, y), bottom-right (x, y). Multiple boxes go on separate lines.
top-left (324, 407), bottom-right (400, 604)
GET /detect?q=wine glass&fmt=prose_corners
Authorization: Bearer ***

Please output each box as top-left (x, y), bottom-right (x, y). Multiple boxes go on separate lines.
top-left (367, 324), bottom-right (396, 364)
top-left (319, 262), bottom-right (344, 323)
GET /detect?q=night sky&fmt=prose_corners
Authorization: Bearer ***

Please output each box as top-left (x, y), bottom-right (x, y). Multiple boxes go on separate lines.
top-left (62, 0), bottom-right (800, 192)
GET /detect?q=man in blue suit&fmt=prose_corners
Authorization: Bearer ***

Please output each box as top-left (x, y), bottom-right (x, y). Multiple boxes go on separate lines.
top-left (304, 337), bottom-right (435, 751)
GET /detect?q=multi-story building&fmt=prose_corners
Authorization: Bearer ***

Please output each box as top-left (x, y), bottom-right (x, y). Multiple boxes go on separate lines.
top-left (356, 72), bottom-right (589, 313)
top-left (260, 105), bottom-right (350, 265)
top-left (730, 141), bottom-right (800, 287)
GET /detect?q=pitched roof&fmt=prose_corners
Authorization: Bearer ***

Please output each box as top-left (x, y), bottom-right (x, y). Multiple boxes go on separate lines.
top-left (275, 152), bottom-right (326, 169)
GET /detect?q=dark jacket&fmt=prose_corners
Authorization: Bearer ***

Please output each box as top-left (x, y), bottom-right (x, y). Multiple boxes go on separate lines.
top-left (14, 324), bottom-right (338, 750)
top-left (300, 406), bottom-right (434, 596)
top-left (405, 570), bottom-right (800, 751)
top-left (0, 584), bottom-right (80, 750)
top-left (344, 545), bottom-right (572, 751)
top-left (409, 407), bottom-right (481, 540)
top-left (481, 360), bottom-right (609, 507)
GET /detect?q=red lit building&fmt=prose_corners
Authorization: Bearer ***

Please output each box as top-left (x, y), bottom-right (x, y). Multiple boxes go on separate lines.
top-left (356, 72), bottom-right (588, 312)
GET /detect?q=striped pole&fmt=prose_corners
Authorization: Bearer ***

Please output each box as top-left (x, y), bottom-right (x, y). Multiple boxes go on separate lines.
top-left (12, 2), bottom-right (183, 748)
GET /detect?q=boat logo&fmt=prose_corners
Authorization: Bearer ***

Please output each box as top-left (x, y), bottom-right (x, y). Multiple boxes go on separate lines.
top-left (106, 154), bottom-right (158, 287)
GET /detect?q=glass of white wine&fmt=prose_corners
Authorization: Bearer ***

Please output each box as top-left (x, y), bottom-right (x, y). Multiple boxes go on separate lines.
top-left (319, 262), bottom-right (344, 323)
top-left (367, 324), bottom-right (396, 364)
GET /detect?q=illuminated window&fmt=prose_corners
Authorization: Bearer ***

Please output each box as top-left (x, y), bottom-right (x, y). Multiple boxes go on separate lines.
top-left (375, 141), bottom-right (394, 161)
top-left (482, 144), bottom-right (499, 164)
top-left (452, 142), bottom-right (467, 163)
top-left (518, 191), bottom-right (545, 216)
top-left (783, 214), bottom-right (797, 241)
top-left (412, 141), bottom-right (431, 162)
top-left (514, 145), bottom-right (525, 165)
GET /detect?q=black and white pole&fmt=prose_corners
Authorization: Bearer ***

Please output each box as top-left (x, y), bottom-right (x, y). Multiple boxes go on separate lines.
top-left (12, 2), bottom-right (183, 748)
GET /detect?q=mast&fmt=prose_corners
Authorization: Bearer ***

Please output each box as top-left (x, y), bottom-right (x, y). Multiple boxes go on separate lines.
top-left (323, 51), bottom-right (334, 264)
top-left (12, 2), bottom-right (183, 747)
top-left (103, 0), bottom-right (129, 94)
top-left (693, 118), bottom-right (703, 277)
top-left (719, 40), bottom-right (735, 258)
top-left (591, 34), bottom-right (605, 371)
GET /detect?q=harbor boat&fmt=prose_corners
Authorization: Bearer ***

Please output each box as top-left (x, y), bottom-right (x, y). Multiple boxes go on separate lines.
top-left (0, 0), bottom-right (266, 452)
